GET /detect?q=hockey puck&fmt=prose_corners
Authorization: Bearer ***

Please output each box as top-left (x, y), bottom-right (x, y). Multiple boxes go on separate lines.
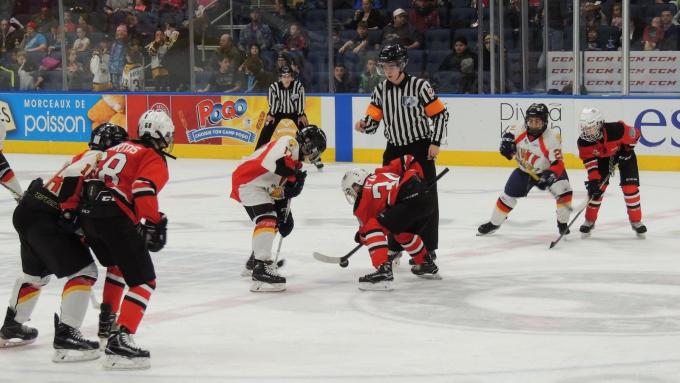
top-left (339, 260), bottom-right (349, 268)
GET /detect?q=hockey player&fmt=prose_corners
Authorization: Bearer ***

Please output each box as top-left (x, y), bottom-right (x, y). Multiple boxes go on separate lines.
top-left (477, 103), bottom-right (573, 236)
top-left (577, 108), bottom-right (646, 238)
top-left (80, 110), bottom-right (174, 370)
top-left (231, 125), bottom-right (327, 292)
top-left (341, 155), bottom-right (441, 291)
top-left (0, 123), bottom-right (128, 363)
top-left (0, 118), bottom-right (23, 201)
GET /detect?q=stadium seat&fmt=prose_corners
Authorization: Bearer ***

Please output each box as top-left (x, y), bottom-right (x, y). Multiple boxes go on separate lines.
top-left (425, 28), bottom-right (451, 51)
top-left (42, 70), bottom-right (64, 91)
top-left (386, 0), bottom-right (410, 13)
top-left (406, 49), bottom-right (425, 73)
top-left (451, 0), bottom-right (471, 8)
top-left (334, 9), bottom-right (355, 25)
top-left (646, 3), bottom-right (677, 19)
top-left (449, 8), bottom-right (477, 29)
top-left (313, 72), bottom-right (330, 92)
top-left (426, 50), bottom-right (450, 72)
top-left (433, 70), bottom-right (462, 93)
top-left (305, 10), bottom-right (328, 31)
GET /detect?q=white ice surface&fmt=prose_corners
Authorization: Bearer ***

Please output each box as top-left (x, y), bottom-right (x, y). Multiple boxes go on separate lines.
top-left (1, 154), bottom-right (679, 383)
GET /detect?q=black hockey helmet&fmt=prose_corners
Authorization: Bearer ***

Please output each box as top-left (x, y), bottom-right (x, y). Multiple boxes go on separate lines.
top-left (377, 42), bottom-right (408, 75)
top-left (89, 123), bottom-right (128, 151)
top-left (525, 103), bottom-right (549, 138)
top-left (296, 125), bottom-right (327, 163)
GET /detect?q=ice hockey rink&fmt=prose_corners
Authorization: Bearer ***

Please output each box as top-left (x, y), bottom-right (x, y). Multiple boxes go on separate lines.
top-left (1, 153), bottom-right (679, 383)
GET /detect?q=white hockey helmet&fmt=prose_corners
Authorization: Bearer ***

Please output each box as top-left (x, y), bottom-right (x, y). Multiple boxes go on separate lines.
top-left (579, 107), bottom-right (604, 142)
top-left (341, 168), bottom-right (371, 205)
top-left (138, 109), bottom-right (175, 151)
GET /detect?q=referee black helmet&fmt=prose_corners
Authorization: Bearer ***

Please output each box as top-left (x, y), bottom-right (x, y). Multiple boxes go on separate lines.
top-left (377, 42), bottom-right (408, 75)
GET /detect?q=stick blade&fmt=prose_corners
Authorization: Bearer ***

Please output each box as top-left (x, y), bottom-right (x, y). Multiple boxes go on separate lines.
top-left (549, 241), bottom-right (558, 249)
top-left (313, 252), bottom-right (341, 264)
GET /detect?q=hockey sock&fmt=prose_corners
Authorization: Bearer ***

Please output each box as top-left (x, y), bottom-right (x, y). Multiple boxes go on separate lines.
top-left (9, 282), bottom-right (42, 324)
top-left (394, 233), bottom-right (428, 265)
top-left (60, 276), bottom-right (96, 328)
top-left (491, 194), bottom-right (517, 226)
top-left (252, 215), bottom-right (277, 261)
top-left (364, 229), bottom-right (389, 267)
top-left (555, 190), bottom-right (573, 223)
top-left (118, 280), bottom-right (155, 334)
top-left (103, 266), bottom-right (125, 313)
top-left (622, 184), bottom-right (642, 222)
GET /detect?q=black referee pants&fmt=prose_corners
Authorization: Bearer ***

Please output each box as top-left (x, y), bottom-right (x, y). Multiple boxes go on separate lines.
top-left (383, 139), bottom-right (439, 252)
top-left (255, 113), bottom-right (305, 149)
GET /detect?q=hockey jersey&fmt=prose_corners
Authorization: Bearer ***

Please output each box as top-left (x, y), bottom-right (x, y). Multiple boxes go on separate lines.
top-left (507, 124), bottom-right (566, 177)
top-left (44, 149), bottom-right (104, 210)
top-left (577, 121), bottom-right (640, 180)
top-left (230, 135), bottom-right (302, 202)
top-left (94, 141), bottom-right (168, 224)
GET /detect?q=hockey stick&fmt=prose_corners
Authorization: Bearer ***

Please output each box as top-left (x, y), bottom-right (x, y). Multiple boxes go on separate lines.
top-left (515, 157), bottom-right (572, 210)
top-left (313, 167), bottom-right (450, 267)
top-left (1, 182), bottom-right (22, 202)
top-left (273, 198), bottom-right (291, 266)
top-left (549, 158), bottom-right (616, 249)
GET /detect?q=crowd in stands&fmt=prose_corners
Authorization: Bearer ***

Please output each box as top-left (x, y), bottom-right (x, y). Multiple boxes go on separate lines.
top-left (0, 0), bottom-right (679, 93)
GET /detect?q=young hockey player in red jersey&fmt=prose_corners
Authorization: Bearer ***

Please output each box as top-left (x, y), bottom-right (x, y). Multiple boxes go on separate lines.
top-left (477, 103), bottom-right (573, 236)
top-left (577, 108), bottom-right (646, 238)
top-left (231, 125), bottom-right (326, 292)
top-left (341, 154), bottom-right (441, 291)
top-left (80, 110), bottom-right (174, 370)
top-left (0, 119), bottom-right (23, 201)
top-left (0, 123), bottom-right (128, 363)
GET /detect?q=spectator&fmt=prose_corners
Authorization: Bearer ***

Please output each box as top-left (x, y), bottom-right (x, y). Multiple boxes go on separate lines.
top-left (439, 36), bottom-right (476, 93)
top-left (1, 19), bottom-right (20, 57)
top-left (381, 8), bottom-right (422, 49)
top-left (657, 9), bottom-right (679, 50)
top-left (243, 57), bottom-right (274, 92)
top-left (134, 0), bottom-right (148, 12)
top-left (33, 2), bottom-right (57, 33)
top-left (239, 8), bottom-right (273, 51)
top-left (333, 62), bottom-right (355, 92)
top-left (66, 48), bottom-right (88, 89)
top-left (580, 1), bottom-right (607, 28)
top-left (265, 0), bottom-right (299, 45)
top-left (122, 37), bottom-right (143, 91)
top-left (16, 50), bottom-right (40, 90)
top-left (626, 16), bottom-right (646, 50)
top-left (64, 11), bottom-right (76, 33)
top-left (73, 27), bottom-right (91, 52)
top-left (608, 2), bottom-right (622, 30)
top-left (482, 34), bottom-right (516, 92)
top-left (200, 56), bottom-right (243, 92)
top-left (284, 22), bottom-right (308, 55)
top-left (90, 38), bottom-right (112, 91)
top-left (358, 56), bottom-right (382, 93)
top-left (147, 29), bottom-right (174, 91)
top-left (347, 0), bottom-right (385, 30)
top-left (46, 25), bottom-right (63, 57)
top-left (408, 0), bottom-right (440, 34)
top-left (239, 43), bottom-right (267, 73)
top-left (339, 21), bottom-right (377, 56)
top-left (159, 0), bottom-right (185, 26)
top-left (641, 17), bottom-right (664, 51)
top-left (20, 22), bottom-right (47, 53)
top-left (77, 15), bottom-right (96, 33)
top-left (208, 33), bottom-right (244, 70)
top-left (109, 24), bottom-right (128, 89)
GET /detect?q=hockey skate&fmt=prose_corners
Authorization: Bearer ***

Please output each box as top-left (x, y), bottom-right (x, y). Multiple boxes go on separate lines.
top-left (251, 259), bottom-right (286, 292)
top-left (98, 303), bottom-right (117, 348)
top-left (358, 262), bottom-right (394, 291)
top-left (631, 221), bottom-right (647, 239)
top-left (52, 314), bottom-right (100, 363)
top-left (0, 307), bottom-right (38, 348)
top-left (242, 252), bottom-right (285, 277)
top-left (580, 221), bottom-right (595, 238)
top-left (103, 327), bottom-right (150, 370)
top-left (477, 222), bottom-right (500, 236)
top-left (557, 221), bottom-right (570, 235)
top-left (411, 254), bottom-right (442, 280)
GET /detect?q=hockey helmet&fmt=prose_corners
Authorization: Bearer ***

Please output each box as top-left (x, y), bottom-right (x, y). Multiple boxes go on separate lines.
top-left (579, 107), bottom-right (604, 142)
top-left (296, 125), bottom-right (327, 163)
top-left (89, 122), bottom-right (128, 151)
top-left (525, 103), bottom-right (549, 138)
top-left (377, 42), bottom-right (408, 75)
top-left (138, 109), bottom-right (175, 151)
top-left (341, 168), bottom-right (371, 205)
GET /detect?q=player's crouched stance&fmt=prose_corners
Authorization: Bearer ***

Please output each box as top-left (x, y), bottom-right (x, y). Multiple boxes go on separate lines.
top-left (0, 123), bottom-right (128, 363)
top-left (231, 125), bottom-right (327, 292)
top-left (477, 103), bottom-right (573, 236)
top-left (342, 155), bottom-right (441, 291)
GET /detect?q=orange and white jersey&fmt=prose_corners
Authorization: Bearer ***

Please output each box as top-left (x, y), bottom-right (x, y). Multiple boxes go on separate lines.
top-left (230, 135), bottom-right (301, 205)
top-left (507, 124), bottom-right (565, 175)
top-left (44, 149), bottom-right (104, 210)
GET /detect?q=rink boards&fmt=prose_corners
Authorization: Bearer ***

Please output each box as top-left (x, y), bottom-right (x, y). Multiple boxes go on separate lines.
top-left (2, 92), bottom-right (679, 170)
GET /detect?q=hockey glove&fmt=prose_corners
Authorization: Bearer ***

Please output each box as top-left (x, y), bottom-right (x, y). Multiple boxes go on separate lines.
top-left (535, 170), bottom-right (558, 190)
top-left (615, 145), bottom-right (633, 163)
top-left (499, 132), bottom-right (516, 160)
top-left (283, 170), bottom-right (307, 199)
top-left (585, 179), bottom-right (604, 199)
top-left (277, 211), bottom-right (294, 237)
top-left (57, 209), bottom-right (82, 236)
top-left (138, 213), bottom-right (168, 252)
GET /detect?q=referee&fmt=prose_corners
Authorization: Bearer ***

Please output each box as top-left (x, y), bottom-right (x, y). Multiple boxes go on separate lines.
top-left (256, 66), bottom-right (324, 168)
top-left (354, 42), bottom-right (449, 260)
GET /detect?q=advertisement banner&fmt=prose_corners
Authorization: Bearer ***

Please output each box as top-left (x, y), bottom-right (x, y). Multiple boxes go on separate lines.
top-left (547, 51), bottom-right (680, 93)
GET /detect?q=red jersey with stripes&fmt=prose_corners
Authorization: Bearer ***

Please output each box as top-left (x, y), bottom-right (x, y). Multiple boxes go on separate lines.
top-left (507, 124), bottom-right (566, 177)
top-left (230, 135), bottom-right (301, 202)
top-left (577, 121), bottom-right (640, 180)
top-left (94, 141), bottom-right (168, 224)
top-left (44, 149), bottom-right (104, 210)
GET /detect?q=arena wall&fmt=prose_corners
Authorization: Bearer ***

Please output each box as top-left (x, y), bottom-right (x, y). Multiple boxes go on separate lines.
top-left (2, 92), bottom-right (679, 171)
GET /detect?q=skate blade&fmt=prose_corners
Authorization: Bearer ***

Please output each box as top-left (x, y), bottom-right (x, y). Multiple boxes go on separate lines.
top-left (581, 232), bottom-right (592, 239)
top-left (476, 229), bottom-right (498, 236)
top-left (415, 273), bottom-right (442, 280)
top-left (0, 337), bottom-right (36, 348)
top-left (52, 348), bottom-right (101, 363)
top-left (250, 281), bottom-right (286, 292)
top-left (358, 281), bottom-right (394, 291)
top-left (103, 354), bottom-right (150, 370)
top-left (241, 268), bottom-right (253, 277)
top-left (636, 232), bottom-right (646, 239)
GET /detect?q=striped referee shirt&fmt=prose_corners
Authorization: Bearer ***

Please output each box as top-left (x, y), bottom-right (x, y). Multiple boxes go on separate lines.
top-left (365, 74), bottom-right (448, 146)
top-left (267, 80), bottom-right (305, 117)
